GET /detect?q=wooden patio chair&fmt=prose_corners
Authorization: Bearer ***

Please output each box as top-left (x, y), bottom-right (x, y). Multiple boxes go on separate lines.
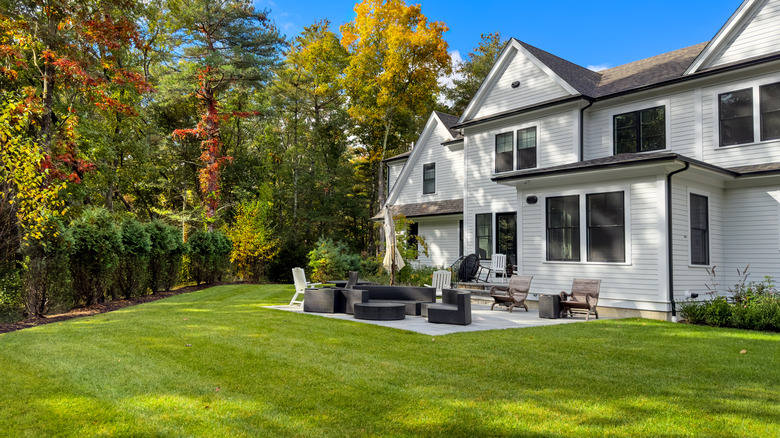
top-left (425, 269), bottom-right (451, 297)
top-left (489, 274), bottom-right (532, 312)
top-left (289, 267), bottom-right (321, 306)
top-left (479, 254), bottom-right (507, 282)
top-left (559, 278), bottom-right (601, 320)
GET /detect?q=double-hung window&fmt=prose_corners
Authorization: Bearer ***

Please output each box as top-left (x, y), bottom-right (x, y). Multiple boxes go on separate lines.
top-left (614, 106), bottom-right (666, 154)
top-left (495, 133), bottom-right (513, 173)
top-left (718, 81), bottom-right (780, 146)
top-left (476, 213), bottom-right (493, 260)
top-left (690, 194), bottom-right (709, 265)
top-left (546, 191), bottom-right (626, 263)
top-left (517, 127), bottom-right (537, 169)
top-left (423, 163), bottom-right (435, 194)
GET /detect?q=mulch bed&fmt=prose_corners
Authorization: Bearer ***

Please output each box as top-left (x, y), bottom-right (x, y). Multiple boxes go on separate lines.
top-left (0, 283), bottom-right (234, 335)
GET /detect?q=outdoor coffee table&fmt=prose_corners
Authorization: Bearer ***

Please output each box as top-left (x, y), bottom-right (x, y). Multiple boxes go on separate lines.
top-left (353, 302), bottom-right (406, 321)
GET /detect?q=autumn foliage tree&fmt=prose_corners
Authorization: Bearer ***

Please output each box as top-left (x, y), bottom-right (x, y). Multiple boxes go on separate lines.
top-left (167, 0), bottom-right (281, 227)
top-left (341, 0), bottom-right (451, 211)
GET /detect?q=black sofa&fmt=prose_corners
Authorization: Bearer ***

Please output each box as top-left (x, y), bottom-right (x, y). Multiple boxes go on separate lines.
top-left (357, 285), bottom-right (435, 316)
top-left (422, 289), bottom-right (472, 325)
top-left (303, 288), bottom-right (369, 314)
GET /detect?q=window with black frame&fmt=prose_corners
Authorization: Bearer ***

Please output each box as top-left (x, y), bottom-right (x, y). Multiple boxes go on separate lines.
top-left (586, 191), bottom-right (625, 263)
top-left (423, 163), bottom-right (435, 194)
top-left (614, 106), bottom-right (665, 154)
top-left (719, 88), bottom-right (754, 146)
top-left (760, 82), bottom-right (780, 141)
top-left (546, 195), bottom-right (580, 261)
top-left (496, 212), bottom-right (517, 266)
top-left (476, 213), bottom-right (492, 260)
top-left (690, 194), bottom-right (709, 265)
top-left (495, 132), bottom-right (513, 173)
top-left (517, 127), bottom-right (536, 169)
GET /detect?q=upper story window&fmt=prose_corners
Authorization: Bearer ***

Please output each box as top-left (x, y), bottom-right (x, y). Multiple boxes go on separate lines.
top-left (517, 127), bottom-right (537, 169)
top-left (495, 132), bottom-right (513, 173)
top-left (718, 81), bottom-right (780, 146)
top-left (614, 106), bottom-right (665, 154)
top-left (423, 163), bottom-right (435, 194)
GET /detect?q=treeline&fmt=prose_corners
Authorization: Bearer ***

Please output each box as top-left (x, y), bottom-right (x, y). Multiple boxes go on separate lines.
top-left (0, 0), bottom-right (504, 321)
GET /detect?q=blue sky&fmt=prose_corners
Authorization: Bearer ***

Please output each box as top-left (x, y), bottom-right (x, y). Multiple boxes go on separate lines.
top-left (256, 0), bottom-right (743, 70)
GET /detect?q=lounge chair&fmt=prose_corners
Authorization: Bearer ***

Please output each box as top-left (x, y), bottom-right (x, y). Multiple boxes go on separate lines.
top-left (425, 289), bottom-right (472, 325)
top-left (289, 267), bottom-right (321, 306)
top-left (424, 270), bottom-right (450, 297)
top-left (559, 278), bottom-right (601, 320)
top-left (489, 274), bottom-right (532, 312)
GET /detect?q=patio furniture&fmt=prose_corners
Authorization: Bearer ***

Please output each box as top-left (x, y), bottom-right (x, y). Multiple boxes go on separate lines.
top-left (354, 302), bottom-right (406, 321)
top-left (303, 288), bottom-right (338, 313)
top-left (538, 294), bottom-right (561, 319)
top-left (360, 285), bottom-right (435, 315)
top-left (290, 267), bottom-right (321, 306)
top-left (489, 274), bottom-right (532, 312)
top-left (425, 289), bottom-right (472, 325)
top-left (559, 278), bottom-right (601, 320)
top-left (345, 271), bottom-right (359, 289)
top-left (424, 270), bottom-right (451, 297)
top-left (337, 289), bottom-right (369, 314)
top-left (479, 254), bottom-right (507, 282)
top-left (456, 254), bottom-right (481, 282)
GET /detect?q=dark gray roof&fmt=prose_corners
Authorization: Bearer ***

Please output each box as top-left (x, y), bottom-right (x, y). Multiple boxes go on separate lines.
top-left (371, 199), bottom-right (464, 220)
top-left (728, 162), bottom-right (780, 176)
top-left (383, 151), bottom-right (411, 163)
top-left (517, 40), bottom-right (602, 95)
top-left (434, 111), bottom-right (462, 138)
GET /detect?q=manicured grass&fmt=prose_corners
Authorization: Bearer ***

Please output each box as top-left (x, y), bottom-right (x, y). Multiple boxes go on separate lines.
top-left (0, 284), bottom-right (778, 437)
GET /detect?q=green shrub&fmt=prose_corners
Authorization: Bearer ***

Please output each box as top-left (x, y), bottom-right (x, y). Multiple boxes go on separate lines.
top-left (68, 209), bottom-right (122, 306)
top-left (114, 218), bottom-right (152, 299)
top-left (21, 217), bottom-right (73, 317)
top-left (307, 237), bottom-right (361, 282)
top-left (187, 229), bottom-right (232, 285)
top-left (703, 297), bottom-right (732, 327)
top-left (147, 221), bottom-right (185, 293)
top-left (397, 264), bottom-right (437, 287)
top-left (0, 266), bottom-right (24, 323)
top-left (677, 300), bottom-right (707, 325)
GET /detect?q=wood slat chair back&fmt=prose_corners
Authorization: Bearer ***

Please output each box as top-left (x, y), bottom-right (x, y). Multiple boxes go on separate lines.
top-left (489, 274), bottom-right (532, 312)
top-left (560, 278), bottom-right (601, 320)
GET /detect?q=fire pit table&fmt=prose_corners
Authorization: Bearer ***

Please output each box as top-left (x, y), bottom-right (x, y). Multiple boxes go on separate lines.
top-left (353, 302), bottom-right (406, 321)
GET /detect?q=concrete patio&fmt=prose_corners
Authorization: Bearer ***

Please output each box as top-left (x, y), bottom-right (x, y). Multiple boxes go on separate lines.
top-left (266, 302), bottom-right (605, 336)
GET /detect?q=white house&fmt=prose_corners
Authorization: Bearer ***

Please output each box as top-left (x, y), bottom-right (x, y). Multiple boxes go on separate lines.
top-left (382, 0), bottom-right (780, 320)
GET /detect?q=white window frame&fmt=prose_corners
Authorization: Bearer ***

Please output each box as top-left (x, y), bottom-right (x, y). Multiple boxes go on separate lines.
top-left (493, 122), bottom-right (540, 173)
top-left (710, 74), bottom-right (780, 150)
top-left (609, 98), bottom-right (672, 154)
top-left (541, 185), bottom-right (632, 265)
top-left (687, 188), bottom-right (712, 268)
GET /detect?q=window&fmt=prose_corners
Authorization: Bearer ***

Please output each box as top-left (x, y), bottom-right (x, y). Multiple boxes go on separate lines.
top-left (690, 194), bottom-right (709, 265)
top-left (614, 106), bottom-right (665, 154)
top-left (517, 127), bottom-right (537, 169)
top-left (476, 213), bottom-right (492, 260)
top-left (459, 220), bottom-right (464, 257)
top-left (546, 196), bottom-right (580, 261)
top-left (760, 82), bottom-right (780, 141)
top-left (495, 133), bottom-right (513, 173)
top-left (407, 222), bottom-right (419, 259)
top-left (423, 163), bottom-right (435, 194)
top-left (719, 88), bottom-right (754, 146)
top-left (496, 213), bottom-right (517, 266)
top-left (586, 192), bottom-right (625, 262)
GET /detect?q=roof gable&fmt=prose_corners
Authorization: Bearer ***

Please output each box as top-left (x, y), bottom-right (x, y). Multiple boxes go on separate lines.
top-left (686, 0), bottom-right (780, 74)
top-left (458, 39), bottom-right (588, 124)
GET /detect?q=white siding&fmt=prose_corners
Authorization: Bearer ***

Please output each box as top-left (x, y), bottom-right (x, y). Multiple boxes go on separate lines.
top-left (394, 121), bottom-right (463, 205)
top-left (516, 176), bottom-right (667, 311)
top-left (724, 185), bottom-right (780, 288)
top-left (669, 176), bottom-right (726, 298)
top-left (474, 49), bottom-right (570, 120)
top-left (710, 0), bottom-right (780, 68)
top-left (387, 161), bottom-right (405, 193)
top-left (415, 217), bottom-right (461, 268)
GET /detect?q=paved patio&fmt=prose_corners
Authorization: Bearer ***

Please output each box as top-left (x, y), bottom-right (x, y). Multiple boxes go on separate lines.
top-left (266, 302), bottom-right (603, 336)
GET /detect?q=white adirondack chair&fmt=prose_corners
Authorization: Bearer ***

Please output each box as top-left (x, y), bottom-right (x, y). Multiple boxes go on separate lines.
top-left (289, 267), bottom-right (320, 306)
top-left (481, 254), bottom-right (507, 283)
top-left (425, 269), bottom-right (451, 297)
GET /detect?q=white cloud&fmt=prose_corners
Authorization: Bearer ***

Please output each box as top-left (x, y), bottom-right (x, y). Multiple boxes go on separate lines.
top-left (436, 50), bottom-right (465, 107)
top-left (586, 64), bottom-right (611, 72)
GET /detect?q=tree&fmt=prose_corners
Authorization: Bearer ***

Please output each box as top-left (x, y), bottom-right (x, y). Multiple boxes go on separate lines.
top-left (224, 193), bottom-right (279, 281)
top-left (340, 0), bottom-right (451, 212)
top-left (443, 32), bottom-right (505, 116)
top-left (167, 0), bottom-right (282, 227)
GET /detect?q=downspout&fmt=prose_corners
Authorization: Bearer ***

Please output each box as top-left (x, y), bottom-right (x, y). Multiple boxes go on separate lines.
top-left (579, 98), bottom-right (594, 162)
top-left (666, 161), bottom-right (690, 321)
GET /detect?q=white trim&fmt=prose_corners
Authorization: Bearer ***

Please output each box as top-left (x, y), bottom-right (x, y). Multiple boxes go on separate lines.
top-left (694, 88), bottom-right (703, 160)
top-left (687, 188), bottom-right (712, 268)
top-left (540, 184), bottom-right (633, 265)
top-left (656, 176), bottom-right (669, 302)
top-left (515, 42), bottom-right (579, 95)
top-left (608, 98), bottom-right (672, 154)
top-left (493, 121), bottom-right (542, 174)
top-left (684, 0), bottom-right (764, 75)
top-left (709, 75), bottom-right (780, 150)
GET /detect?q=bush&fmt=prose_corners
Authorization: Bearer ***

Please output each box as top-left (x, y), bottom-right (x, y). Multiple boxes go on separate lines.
top-left (677, 300), bottom-right (707, 325)
top-left (147, 221), bottom-right (185, 293)
top-left (307, 237), bottom-right (361, 282)
top-left (703, 297), bottom-right (733, 327)
top-left (0, 266), bottom-right (24, 323)
top-left (68, 209), bottom-right (122, 306)
top-left (21, 217), bottom-right (73, 317)
top-left (114, 218), bottom-right (152, 299)
top-left (187, 229), bottom-right (232, 285)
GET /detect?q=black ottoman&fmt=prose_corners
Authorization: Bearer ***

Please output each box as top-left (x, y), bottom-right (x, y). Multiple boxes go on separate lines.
top-left (353, 302), bottom-right (406, 321)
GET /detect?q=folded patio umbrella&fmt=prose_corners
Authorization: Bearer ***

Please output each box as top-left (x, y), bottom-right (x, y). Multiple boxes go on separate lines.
top-left (382, 206), bottom-right (405, 272)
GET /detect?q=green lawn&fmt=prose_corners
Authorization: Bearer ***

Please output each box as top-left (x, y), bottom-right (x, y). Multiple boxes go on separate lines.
top-left (0, 284), bottom-right (778, 437)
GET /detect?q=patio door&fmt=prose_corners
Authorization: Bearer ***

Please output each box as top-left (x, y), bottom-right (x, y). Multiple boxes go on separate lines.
top-left (496, 212), bottom-right (517, 266)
